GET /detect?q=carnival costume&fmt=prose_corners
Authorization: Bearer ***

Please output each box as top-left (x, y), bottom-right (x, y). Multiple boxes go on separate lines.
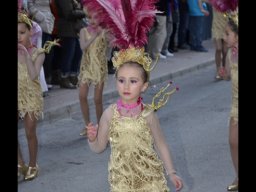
top-left (81, 0), bottom-right (179, 191)
top-left (18, 48), bottom-right (44, 120)
top-left (78, 28), bottom-right (108, 85)
top-left (212, 8), bottom-right (228, 39)
top-left (18, 12), bottom-right (59, 120)
top-left (210, 1), bottom-right (238, 191)
top-left (228, 49), bottom-right (238, 123)
top-left (106, 103), bottom-right (170, 191)
top-left (210, 0), bottom-right (238, 123)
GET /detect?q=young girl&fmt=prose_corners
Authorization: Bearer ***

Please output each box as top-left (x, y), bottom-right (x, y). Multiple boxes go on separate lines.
top-left (211, 7), bottom-right (228, 80)
top-left (82, 0), bottom-right (183, 190)
top-left (223, 11), bottom-right (238, 191)
top-left (78, 10), bottom-right (108, 136)
top-left (18, 12), bottom-right (45, 181)
top-left (86, 49), bottom-right (183, 191)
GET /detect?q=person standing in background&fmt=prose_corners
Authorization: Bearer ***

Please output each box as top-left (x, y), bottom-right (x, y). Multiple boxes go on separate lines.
top-left (55, 0), bottom-right (85, 89)
top-left (187, 0), bottom-right (210, 52)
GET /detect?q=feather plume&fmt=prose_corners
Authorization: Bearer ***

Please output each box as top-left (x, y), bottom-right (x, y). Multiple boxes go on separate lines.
top-left (82, 0), bottom-right (159, 49)
top-left (210, 0), bottom-right (238, 12)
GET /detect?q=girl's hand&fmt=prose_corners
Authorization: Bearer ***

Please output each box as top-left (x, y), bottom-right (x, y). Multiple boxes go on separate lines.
top-left (92, 28), bottom-right (101, 39)
top-left (18, 44), bottom-right (29, 63)
top-left (169, 173), bottom-right (183, 191)
top-left (18, 43), bottom-right (28, 53)
top-left (86, 122), bottom-right (98, 142)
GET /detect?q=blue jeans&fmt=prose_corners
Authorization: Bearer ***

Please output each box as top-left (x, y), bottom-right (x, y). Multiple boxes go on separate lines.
top-left (189, 16), bottom-right (205, 49)
top-left (178, 12), bottom-right (189, 47)
top-left (59, 37), bottom-right (82, 77)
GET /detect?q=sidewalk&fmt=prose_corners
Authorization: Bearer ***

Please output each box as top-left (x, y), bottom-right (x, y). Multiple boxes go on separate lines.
top-left (42, 40), bottom-right (215, 123)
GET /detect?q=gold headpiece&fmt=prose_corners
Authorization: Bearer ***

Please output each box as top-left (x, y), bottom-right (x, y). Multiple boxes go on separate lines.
top-left (224, 9), bottom-right (238, 27)
top-left (18, 12), bottom-right (32, 29)
top-left (151, 81), bottom-right (179, 111)
top-left (112, 47), bottom-right (157, 76)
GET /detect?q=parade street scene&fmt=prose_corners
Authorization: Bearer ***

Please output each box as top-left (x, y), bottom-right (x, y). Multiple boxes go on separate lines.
top-left (18, 0), bottom-right (238, 191)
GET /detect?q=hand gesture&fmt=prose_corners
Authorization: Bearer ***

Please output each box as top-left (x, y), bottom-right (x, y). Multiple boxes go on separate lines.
top-left (169, 173), bottom-right (183, 191)
top-left (18, 43), bottom-right (29, 63)
top-left (86, 122), bottom-right (98, 142)
top-left (18, 43), bottom-right (29, 54)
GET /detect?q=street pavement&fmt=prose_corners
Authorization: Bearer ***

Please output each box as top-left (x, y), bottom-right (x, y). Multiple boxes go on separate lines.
top-left (32, 40), bottom-right (215, 125)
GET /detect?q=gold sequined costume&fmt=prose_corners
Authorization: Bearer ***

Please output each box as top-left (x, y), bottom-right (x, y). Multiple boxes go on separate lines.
top-left (18, 48), bottom-right (44, 119)
top-left (78, 29), bottom-right (108, 85)
top-left (108, 104), bottom-right (169, 192)
top-left (212, 9), bottom-right (228, 39)
top-left (228, 50), bottom-right (238, 122)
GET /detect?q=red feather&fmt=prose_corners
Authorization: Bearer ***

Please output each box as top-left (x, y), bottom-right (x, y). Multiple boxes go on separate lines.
top-left (210, 0), bottom-right (238, 12)
top-left (82, 0), bottom-right (159, 49)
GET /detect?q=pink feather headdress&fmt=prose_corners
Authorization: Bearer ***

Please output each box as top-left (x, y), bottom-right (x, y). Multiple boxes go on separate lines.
top-left (82, 0), bottom-right (158, 49)
top-left (82, 0), bottom-right (159, 78)
top-left (82, 0), bottom-right (179, 110)
top-left (210, 0), bottom-right (238, 27)
top-left (210, 0), bottom-right (238, 12)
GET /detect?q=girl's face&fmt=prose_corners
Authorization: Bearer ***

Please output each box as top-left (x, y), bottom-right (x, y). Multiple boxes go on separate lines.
top-left (116, 64), bottom-right (148, 104)
top-left (18, 23), bottom-right (32, 46)
top-left (86, 11), bottom-right (97, 26)
top-left (224, 24), bottom-right (238, 48)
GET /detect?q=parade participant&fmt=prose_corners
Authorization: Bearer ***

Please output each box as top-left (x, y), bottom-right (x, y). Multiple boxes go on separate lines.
top-left (223, 10), bottom-right (238, 191)
top-left (210, 0), bottom-right (238, 190)
top-left (18, 12), bottom-right (44, 180)
top-left (82, 0), bottom-right (183, 191)
top-left (211, 7), bottom-right (228, 80)
top-left (78, 9), bottom-right (108, 136)
top-left (18, 12), bottom-right (59, 180)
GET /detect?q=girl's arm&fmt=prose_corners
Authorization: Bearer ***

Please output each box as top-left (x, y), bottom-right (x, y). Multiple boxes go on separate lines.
top-left (18, 44), bottom-right (45, 80)
top-left (87, 105), bottom-right (112, 153)
top-left (148, 112), bottom-right (183, 191)
top-left (79, 27), bottom-right (100, 51)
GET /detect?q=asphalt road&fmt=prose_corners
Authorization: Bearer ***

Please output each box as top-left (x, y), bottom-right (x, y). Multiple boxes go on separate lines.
top-left (18, 64), bottom-right (235, 192)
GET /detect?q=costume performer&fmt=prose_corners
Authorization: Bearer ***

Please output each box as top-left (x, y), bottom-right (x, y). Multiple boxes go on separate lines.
top-left (82, 0), bottom-right (183, 191)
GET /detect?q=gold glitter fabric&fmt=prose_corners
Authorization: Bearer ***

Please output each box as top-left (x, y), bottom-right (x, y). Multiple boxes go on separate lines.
top-left (18, 48), bottom-right (44, 120)
top-left (108, 104), bottom-right (169, 192)
top-left (78, 28), bottom-right (108, 86)
top-left (228, 50), bottom-right (238, 123)
top-left (212, 9), bottom-right (228, 39)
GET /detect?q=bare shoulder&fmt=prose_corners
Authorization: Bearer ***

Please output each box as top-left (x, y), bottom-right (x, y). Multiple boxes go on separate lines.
top-left (102, 104), bottom-right (116, 120)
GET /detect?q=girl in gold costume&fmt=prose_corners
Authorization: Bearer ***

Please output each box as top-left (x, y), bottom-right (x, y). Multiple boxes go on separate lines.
top-left (223, 11), bottom-right (238, 191)
top-left (212, 8), bottom-right (228, 80)
top-left (18, 12), bottom-right (59, 181)
top-left (86, 51), bottom-right (183, 191)
top-left (82, 0), bottom-right (183, 190)
top-left (78, 10), bottom-right (108, 136)
top-left (18, 12), bottom-right (45, 181)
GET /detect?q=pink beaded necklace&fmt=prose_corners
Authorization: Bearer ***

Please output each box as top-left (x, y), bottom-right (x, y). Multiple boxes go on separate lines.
top-left (117, 97), bottom-right (143, 116)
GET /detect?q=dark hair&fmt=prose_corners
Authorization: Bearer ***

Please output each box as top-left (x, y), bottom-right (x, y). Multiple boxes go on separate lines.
top-left (228, 18), bottom-right (238, 35)
top-left (115, 62), bottom-right (148, 83)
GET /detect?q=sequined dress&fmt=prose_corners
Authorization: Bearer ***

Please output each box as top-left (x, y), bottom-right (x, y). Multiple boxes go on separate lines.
top-left (228, 50), bottom-right (238, 123)
top-left (212, 8), bottom-right (228, 39)
top-left (18, 48), bottom-right (44, 119)
top-left (78, 28), bottom-right (108, 85)
top-left (108, 104), bottom-right (169, 192)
